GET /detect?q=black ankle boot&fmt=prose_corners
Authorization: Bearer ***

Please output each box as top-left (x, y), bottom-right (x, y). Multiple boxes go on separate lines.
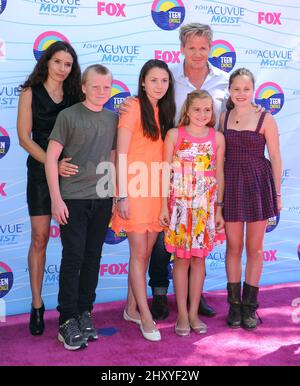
top-left (226, 282), bottom-right (242, 328)
top-left (29, 302), bottom-right (45, 336)
top-left (242, 282), bottom-right (259, 330)
top-left (198, 294), bottom-right (216, 317)
top-left (151, 294), bottom-right (169, 320)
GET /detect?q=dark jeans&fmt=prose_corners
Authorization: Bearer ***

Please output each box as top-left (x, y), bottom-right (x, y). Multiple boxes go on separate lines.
top-left (58, 198), bottom-right (112, 325)
top-left (148, 231), bottom-right (171, 290)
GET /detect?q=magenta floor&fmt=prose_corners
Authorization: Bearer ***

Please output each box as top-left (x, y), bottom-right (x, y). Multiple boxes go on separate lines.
top-left (1, 282), bottom-right (300, 366)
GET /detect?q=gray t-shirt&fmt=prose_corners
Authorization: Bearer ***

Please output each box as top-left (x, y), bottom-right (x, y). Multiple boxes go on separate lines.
top-left (49, 102), bottom-right (118, 199)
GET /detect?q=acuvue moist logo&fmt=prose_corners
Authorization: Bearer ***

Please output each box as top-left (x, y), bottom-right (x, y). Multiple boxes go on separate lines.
top-left (193, 2), bottom-right (245, 25)
top-left (0, 127), bottom-right (10, 159)
top-left (255, 82), bottom-right (284, 115)
top-left (0, 261), bottom-right (13, 298)
top-left (151, 0), bottom-right (185, 31)
top-left (208, 40), bottom-right (236, 73)
top-left (35, 0), bottom-right (81, 17)
top-left (0, 223), bottom-right (24, 246)
top-left (33, 31), bottom-right (69, 61)
top-left (104, 80), bottom-right (130, 113)
top-left (0, 84), bottom-right (20, 108)
top-left (245, 48), bottom-right (293, 69)
top-left (82, 42), bottom-right (140, 66)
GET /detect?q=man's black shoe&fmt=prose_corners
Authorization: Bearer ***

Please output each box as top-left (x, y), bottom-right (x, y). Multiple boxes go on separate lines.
top-left (151, 294), bottom-right (169, 320)
top-left (198, 294), bottom-right (216, 317)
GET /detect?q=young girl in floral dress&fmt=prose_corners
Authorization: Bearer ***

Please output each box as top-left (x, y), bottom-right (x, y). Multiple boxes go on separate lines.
top-left (159, 90), bottom-right (225, 336)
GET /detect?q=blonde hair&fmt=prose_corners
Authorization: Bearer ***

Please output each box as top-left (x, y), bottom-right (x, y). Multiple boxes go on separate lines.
top-left (82, 64), bottom-right (112, 85)
top-left (179, 23), bottom-right (213, 47)
top-left (178, 90), bottom-right (215, 127)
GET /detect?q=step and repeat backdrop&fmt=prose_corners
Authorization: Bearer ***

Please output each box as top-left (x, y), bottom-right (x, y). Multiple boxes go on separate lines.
top-left (0, 0), bottom-right (300, 316)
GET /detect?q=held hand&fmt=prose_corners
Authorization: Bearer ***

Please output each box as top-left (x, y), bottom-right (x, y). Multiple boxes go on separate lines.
top-left (215, 212), bottom-right (225, 232)
top-left (117, 197), bottom-right (129, 220)
top-left (118, 96), bottom-right (137, 115)
top-left (159, 208), bottom-right (170, 227)
top-left (58, 158), bottom-right (79, 177)
top-left (52, 200), bottom-right (69, 225)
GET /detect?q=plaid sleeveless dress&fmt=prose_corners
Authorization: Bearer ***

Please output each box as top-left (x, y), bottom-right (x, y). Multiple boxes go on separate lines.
top-left (223, 110), bottom-right (278, 222)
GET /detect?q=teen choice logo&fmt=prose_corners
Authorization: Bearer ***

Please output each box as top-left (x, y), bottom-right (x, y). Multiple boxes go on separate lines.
top-left (105, 224), bottom-right (127, 245)
top-left (0, 1), bottom-right (7, 15)
top-left (266, 214), bottom-right (280, 233)
top-left (0, 126), bottom-right (10, 160)
top-left (208, 40), bottom-right (236, 73)
top-left (255, 82), bottom-right (284, 115)
top-left (104, 80), bottom-right (131, 113)
top-left (151, 0), bottom-right (185, 31)
top-left (0, 261), bottom-right (13, 298)
top-left (33, 31), bottom-right (70, 61)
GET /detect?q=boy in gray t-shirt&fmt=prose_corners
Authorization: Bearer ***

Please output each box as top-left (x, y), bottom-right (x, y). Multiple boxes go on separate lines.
top-left (45, 64), bottom-right (118, 351)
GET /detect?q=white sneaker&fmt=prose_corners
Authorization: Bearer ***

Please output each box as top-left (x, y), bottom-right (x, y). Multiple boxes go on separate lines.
top-left (140, 321), bottom-right (161, 341)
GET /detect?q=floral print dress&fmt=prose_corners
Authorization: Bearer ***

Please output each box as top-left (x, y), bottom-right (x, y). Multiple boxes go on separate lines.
top-left (165, 126), bottom-right (224, 259)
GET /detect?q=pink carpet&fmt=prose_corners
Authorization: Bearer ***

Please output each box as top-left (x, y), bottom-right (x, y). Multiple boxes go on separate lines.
top-left (1, 282), bottom-right (300, 366)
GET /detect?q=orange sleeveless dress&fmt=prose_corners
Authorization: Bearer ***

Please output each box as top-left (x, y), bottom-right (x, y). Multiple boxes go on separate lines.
top-left (112, 99), bottom-right (163, 234)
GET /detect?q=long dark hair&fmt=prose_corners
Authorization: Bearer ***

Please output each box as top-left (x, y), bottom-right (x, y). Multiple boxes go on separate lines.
top-left (138, 59), bottom-right (175, 140)
top-left (20, 41), bottom-right (82, 101)
top-left (226, 67), bottom-right (255, 110)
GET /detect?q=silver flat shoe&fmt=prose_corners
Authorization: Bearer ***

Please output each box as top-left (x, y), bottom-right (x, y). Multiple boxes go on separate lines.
top-left (190, 320), bottom-right (208, 334)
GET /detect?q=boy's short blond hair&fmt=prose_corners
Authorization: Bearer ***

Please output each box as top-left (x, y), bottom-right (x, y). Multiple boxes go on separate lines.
top-left (82, 64), bottom-right (112, 85)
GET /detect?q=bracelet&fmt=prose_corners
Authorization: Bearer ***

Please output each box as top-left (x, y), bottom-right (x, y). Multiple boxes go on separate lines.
top-left (217, 201), bottom-right (224, 207)
top-left (115, 196), bottom-right (127, 203)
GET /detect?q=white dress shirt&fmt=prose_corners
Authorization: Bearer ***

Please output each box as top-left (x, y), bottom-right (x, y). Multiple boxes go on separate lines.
top-left (171, 61), bottom-right (229, 128)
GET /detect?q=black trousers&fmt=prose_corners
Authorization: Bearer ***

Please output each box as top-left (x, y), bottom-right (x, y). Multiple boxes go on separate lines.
top-left (148, 231), bottom-right (171, 290)
top-left (58, 198), bottom-right (112, 325)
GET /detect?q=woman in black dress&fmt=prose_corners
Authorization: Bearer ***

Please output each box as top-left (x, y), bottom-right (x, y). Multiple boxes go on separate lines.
top-left (17, 41), bottom-right (82, 335)
top-left (220, 68), bottom-right (282, 330)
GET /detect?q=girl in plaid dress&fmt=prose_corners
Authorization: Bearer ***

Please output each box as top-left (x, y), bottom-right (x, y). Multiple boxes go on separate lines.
top-left (220, 68), bottom-right (282, 330)
top-left (159, 90), bottom-right (225, 336)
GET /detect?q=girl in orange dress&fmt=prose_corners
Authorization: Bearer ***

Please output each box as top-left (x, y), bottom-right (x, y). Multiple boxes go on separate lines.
top-left (112, 59), bottom-right (176, 341)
